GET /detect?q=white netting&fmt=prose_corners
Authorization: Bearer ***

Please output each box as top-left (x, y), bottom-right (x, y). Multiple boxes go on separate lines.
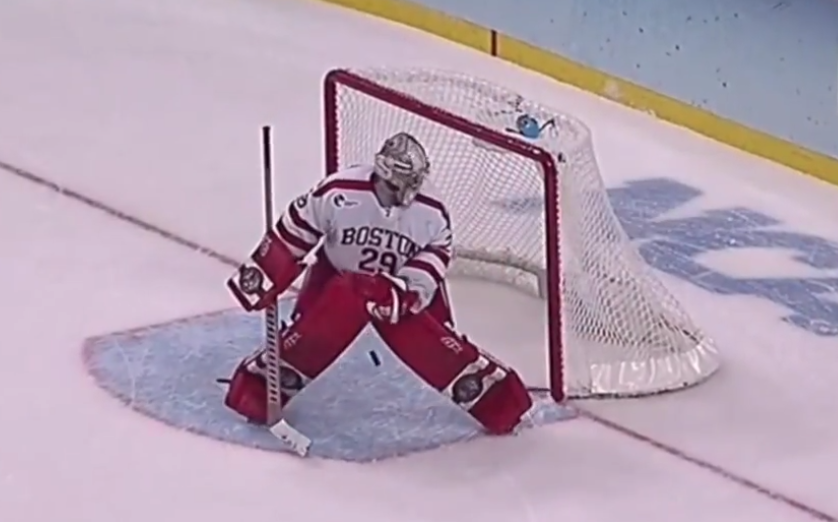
top-left (326, 68), bottom-right (720, 399)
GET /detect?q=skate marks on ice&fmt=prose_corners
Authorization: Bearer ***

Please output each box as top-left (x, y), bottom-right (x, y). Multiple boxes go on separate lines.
top-left (82, 298), bottom-right (576, 461)
top-left (494, 177), bottom-right (838, 337)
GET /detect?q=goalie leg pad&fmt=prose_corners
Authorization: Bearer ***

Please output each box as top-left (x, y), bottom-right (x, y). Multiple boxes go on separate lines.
top-left (223, 273), bottom-right (372, 423)
top-left (224, 354), bottom-right (270, 424)
top-left (374, 314), bottom-right (532, 434)
top-left (460, 368), bottom-right (531, 435)
top-left (281, 272), bottom-right (371, 381)
top-left (223, 342), bottom-right (316, 425)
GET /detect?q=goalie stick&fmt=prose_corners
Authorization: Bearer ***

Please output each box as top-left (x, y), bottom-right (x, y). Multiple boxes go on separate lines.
top-left (260, 125), bottom-right (311, 456)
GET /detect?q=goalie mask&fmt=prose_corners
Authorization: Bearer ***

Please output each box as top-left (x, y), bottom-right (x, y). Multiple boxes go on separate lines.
top-left (373, 132), bottom-right (430, 206)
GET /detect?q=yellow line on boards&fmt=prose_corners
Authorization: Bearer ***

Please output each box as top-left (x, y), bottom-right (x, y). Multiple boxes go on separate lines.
top-left (317, 0), bottom-right (838, 185)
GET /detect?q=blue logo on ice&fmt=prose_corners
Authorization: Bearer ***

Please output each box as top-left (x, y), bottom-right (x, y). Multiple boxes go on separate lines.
top-left (494, 178), bottom-right (838, 337)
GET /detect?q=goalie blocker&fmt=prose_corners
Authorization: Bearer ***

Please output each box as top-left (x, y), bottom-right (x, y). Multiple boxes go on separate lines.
top-left (225, 236), bottom-right (532, 434)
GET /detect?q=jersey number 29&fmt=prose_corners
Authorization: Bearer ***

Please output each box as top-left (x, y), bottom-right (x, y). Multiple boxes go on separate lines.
top-left (358, 247), bottom-right (398, 275)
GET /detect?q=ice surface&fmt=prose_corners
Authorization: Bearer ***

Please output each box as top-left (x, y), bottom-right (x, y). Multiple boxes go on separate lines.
top-left (2, 0), bottom-right (838, 520)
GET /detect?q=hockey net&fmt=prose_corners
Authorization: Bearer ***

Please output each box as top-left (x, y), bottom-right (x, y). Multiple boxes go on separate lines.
top-left (323, 68), bottom-right (720, 401)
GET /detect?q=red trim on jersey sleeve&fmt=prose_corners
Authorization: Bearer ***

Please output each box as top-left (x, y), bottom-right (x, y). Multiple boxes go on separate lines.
top-left (287, 202), bottom-right (323, 238)
top-left (401, 193), bottom-right (452, 288)
top-left (312, 178), bottom-right (374, 198)
top-left (420, 246), bottom-right (451, 268)
top-left (276, 218), bottom-right (316, 254)
top-left (414, 193), bottom-right (451, 228)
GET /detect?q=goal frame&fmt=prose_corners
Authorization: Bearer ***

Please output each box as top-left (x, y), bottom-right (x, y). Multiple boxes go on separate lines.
top-left (322, 68), bottom-right (566, 403)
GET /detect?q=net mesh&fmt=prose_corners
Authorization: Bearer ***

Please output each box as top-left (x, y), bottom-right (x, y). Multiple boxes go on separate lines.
top-left (325, 68), bottom-right (720, 399)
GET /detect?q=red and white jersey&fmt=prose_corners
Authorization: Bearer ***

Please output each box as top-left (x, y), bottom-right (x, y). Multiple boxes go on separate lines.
top-left (275, 164), bottom-right (453, 310)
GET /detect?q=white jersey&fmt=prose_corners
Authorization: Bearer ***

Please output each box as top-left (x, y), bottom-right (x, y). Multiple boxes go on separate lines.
top-left (275, 165), bottom-right (453, 310)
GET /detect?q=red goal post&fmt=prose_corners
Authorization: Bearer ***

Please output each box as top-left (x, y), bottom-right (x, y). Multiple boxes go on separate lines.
top-left (322, 68), bottom-right (720, 402)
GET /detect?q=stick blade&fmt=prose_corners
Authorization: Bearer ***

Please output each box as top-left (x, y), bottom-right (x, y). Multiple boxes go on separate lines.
top-left (270, 420), bottom-right (312, 457)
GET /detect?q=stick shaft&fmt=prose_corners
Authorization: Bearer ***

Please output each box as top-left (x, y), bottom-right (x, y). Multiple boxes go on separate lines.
top-left (261, 125), bottom-right (282, 425)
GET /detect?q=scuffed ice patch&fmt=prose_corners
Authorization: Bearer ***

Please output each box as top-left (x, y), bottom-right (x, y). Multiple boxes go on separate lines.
top-left (83, 299), bottom-right (576, 461)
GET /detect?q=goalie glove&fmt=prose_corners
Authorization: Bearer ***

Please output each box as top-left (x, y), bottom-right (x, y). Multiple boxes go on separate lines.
top-left (362, 272), bottom-right (421, 324)
top-left (227, 230), bottom-right (304, 311)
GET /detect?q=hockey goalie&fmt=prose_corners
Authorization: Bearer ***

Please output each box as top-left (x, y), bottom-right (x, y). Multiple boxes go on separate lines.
top-left (222, 132), bottom-right (533, 434)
